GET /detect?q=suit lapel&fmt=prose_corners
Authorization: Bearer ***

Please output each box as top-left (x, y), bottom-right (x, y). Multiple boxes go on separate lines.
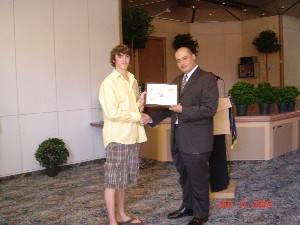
top-left (180, 67), bottom-right (200, 96)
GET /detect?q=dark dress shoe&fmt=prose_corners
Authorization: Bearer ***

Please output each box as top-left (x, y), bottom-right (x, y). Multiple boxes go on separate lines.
top-left (167, 206), bottom-right (193, 219)
top-left (187, 217), bottom-right (208, 225)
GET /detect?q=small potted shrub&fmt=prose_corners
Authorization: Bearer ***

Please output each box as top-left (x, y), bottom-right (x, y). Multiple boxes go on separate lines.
top-left (35, 138), bottom-right (69, 177)
top-left (285, 86), bottom-right (300, 111)
top-left (273, 86), bottom-right (288, 113)
top-left (228, 81), bottom-right (255, 116)
top-left (254, 82), bottom-right (274, 114)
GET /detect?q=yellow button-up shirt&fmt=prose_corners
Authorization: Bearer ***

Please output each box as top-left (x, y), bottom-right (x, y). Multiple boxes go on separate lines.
top-left (99, 69), bottom-right (147, 147)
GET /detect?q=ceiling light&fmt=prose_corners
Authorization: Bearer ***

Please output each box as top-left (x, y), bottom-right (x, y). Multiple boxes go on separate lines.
top-left (222, 2), bottom-right (226, 5)
top-left (153, 8), bottom-right (171, 17)
top-left (242, 8), bottom-right (248, 12)
top-left (192, 5), bottom-right (195, 9)
top-left (209, 13), bottom-right (212, 16)
top-left (280, 6), bottom-right (285, 9)
top-left (261, 13), bottom-right (266, 16)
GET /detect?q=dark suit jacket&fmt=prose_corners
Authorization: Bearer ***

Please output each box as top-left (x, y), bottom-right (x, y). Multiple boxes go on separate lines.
top-left (150, 66), bottom-right (219, 154)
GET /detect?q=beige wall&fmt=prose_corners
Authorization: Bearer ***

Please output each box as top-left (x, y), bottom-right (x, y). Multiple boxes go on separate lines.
top-left (150, 16), bottom-right (288, 96)
top-left (151, 19), bottom-right (190, 83)
top-left (0, 0), bottom-right (120, 177)
top-left (283, 16), bottom-right (300, 89)
top-left (190, 21), bottom-right (242, 97)
top-left (241, 16), bottom-right (281, 85)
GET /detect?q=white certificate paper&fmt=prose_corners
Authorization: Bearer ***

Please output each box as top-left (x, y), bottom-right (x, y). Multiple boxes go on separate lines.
top-left (145, 83), bottom-right (178, 107)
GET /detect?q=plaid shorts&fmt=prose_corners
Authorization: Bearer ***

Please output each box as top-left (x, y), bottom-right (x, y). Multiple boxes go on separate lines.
top-left (104, 142), bottom-right (141, 189)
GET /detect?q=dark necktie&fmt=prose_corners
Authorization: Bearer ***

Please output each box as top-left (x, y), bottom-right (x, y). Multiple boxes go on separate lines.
top-left (181, 74), bottom-right (188, 92)
top-left (176, 74), bottom-right (188, 124)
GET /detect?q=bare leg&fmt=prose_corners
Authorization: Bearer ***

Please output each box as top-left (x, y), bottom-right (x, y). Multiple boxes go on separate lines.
top-left (116, 189), bottom-right (142, 224)
top-left (105, 188), bottom-right (118, 225)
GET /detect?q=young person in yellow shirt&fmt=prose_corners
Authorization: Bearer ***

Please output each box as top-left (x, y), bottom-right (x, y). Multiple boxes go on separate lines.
top-left (99, 45), bottom-right (148, 225)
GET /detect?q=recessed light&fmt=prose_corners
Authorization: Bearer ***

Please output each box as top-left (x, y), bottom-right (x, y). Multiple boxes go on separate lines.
top-left (242, 8), bottom-right (248, 12)
top-left (192, 5), bottom-right (195, 9)
top-left (222, 2), bottom-right (226, 5)
top-left (209, 13), bottom-right (212, 16)
top-left (280, 6), bottom-right (285, 9)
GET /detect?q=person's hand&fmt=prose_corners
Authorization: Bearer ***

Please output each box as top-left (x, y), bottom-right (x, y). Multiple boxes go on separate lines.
top-left (139, 113), bottom-right (152, 126)
top-left (138, 91), bottom-right (147, 107)
top-left (169, 103), bottom-right (182, 113)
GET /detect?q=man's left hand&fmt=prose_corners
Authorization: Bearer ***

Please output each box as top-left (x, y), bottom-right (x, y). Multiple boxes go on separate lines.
top-left (169, 104), bottom-right (182, 113)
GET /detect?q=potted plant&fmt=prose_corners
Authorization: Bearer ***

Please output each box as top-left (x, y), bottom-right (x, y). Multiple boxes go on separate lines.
top-left (35, 138), bottom-right (69, 177)
top-left (254, 82), bottom-right (274, 114)
top-left (122, 7), bottom-right (154, 50)
top-left (284, 86), bottom-right (300, 111)
top-left (252, 30), bottom-right (281, 81)
top-left (122, 7), bottom-right (155, 73)
top-left (228, 81), bottom-right (255, 116)
top-left (273, 86), bottom-right (288, 113)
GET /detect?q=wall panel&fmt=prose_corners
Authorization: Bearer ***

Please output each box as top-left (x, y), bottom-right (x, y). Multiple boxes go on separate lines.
top-left (0, 0), bottom-right (18, 116)
top-left (0, 116), bottom-right (22, 176)
top-left (14, 0), bottom-right (57, 114)
top-left (283, 16), bottom-right (300, 87)
top-left (58, 109), bottom-right (93, 163)
top-left (54, 0), bottom-right (91, 111)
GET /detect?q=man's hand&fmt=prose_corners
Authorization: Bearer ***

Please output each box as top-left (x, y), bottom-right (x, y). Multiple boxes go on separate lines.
top-left (139, 113), bottom-right (152, 126)
top-left (138, 91), bottom-right (147, 107)
top-left (169, 103), bottom-right (182, 113)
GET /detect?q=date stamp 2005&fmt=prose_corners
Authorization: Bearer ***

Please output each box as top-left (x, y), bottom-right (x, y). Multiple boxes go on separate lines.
top-left (217, 199), bottom-right (273, 209)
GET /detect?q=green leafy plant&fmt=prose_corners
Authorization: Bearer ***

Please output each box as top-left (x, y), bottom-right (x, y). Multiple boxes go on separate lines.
top-left (228, 81), bottom-right (256, 106)
top-left (284, 86), bottom-right (300, 103)
top-left (35, 138), bottom-right (69, 169)
top-left (254, 82), bottom-right (274, 104)
top-left (273, 86), bottom-right (288, 104)
top-left (122, 7), bottom-right (155, 51)
top-left (252, 30), bottom-right (281, 81)
top-left (172, 33), bottom-right (199, 55)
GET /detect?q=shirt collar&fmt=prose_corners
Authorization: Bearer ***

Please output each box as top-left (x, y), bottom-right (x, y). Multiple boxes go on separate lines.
top-left (185, 65), bottom-right (198, 79)
top-left (112, 69), bottom-right (134, 81)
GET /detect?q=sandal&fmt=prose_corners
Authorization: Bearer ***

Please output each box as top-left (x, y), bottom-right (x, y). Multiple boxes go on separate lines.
top-left (117, 218), bottom-right (143, 225)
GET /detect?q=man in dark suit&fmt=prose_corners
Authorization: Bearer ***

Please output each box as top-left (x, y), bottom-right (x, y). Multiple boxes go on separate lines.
top-left (143, 47), bottom-right (219, 225)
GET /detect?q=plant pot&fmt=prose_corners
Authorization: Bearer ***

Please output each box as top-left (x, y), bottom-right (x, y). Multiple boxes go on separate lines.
top-left (259, 103), bottom-right (270, 115)
top-left (286, 102), bottom-right (296, 112)
top-left (236, 104), bottom-right (248, 116)
top-left (46, 165), bottom-right (59, 177)
top-left (277, 103), bottom-right (287, 113)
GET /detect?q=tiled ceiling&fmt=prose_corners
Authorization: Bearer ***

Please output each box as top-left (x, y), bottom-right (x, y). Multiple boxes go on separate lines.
top-left (122, 0), bottom-right (300, 23)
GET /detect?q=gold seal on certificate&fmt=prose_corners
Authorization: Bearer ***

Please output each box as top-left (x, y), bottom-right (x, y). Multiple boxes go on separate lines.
top-left (145, 83), bottom-right (178, 107)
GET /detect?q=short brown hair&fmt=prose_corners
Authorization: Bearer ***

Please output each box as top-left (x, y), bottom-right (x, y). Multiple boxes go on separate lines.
top-left (110, 45), bottom-right (131, 67)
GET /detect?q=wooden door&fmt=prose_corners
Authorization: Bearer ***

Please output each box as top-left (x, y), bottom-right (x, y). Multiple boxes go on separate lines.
top-left (138, 37), bottom-right (166, 114)
top-left (138, 36), bottom-right (166, 84)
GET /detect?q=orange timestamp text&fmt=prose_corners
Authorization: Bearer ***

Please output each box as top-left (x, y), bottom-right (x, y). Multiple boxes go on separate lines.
top-left (217, 199), bottom-right (273, 209)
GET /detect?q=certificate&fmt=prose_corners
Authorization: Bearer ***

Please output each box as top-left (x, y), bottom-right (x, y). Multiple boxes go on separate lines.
top-left (145, 83), bottom-right (178, 107)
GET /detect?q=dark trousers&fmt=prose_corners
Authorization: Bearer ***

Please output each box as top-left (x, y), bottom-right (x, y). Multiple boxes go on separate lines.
top-left (172, 126), bottom-right (211, 218)
top-left (209, 134), bottom-right (229, 192)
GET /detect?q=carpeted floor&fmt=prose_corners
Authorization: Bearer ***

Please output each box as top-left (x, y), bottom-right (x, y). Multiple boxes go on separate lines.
top-left (0, 149), bottom-right (299, 225)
